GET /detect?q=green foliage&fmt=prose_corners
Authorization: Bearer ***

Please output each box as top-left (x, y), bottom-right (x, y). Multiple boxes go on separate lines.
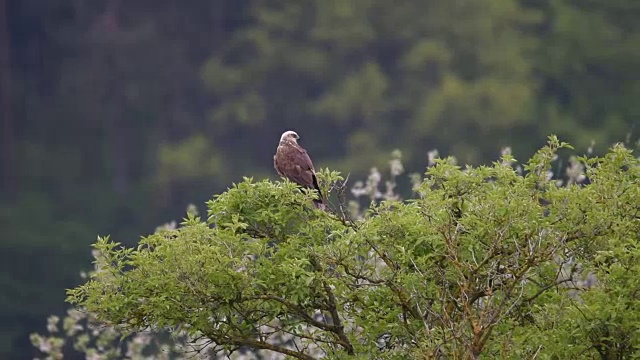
top-left (31, 279), bottom-right (213, 360)
top-left (31, 219), bottom-right (280, 360)
top-left (7, 0), bottom-right (640, 357)
top-left (67, 139), bottom-right (640, 359)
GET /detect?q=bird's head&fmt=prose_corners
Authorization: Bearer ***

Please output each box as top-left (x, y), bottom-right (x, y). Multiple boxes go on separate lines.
top-left (280, 130), bottom-right (300, 144)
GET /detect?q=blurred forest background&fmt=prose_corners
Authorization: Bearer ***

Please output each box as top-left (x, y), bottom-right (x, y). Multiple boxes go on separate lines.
top-left (0, 0), bottom-right (638, 358)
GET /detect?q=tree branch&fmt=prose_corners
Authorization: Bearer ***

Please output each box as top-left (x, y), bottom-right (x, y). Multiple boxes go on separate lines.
top-left (321, 280), bottom-right (354, 354)
top-left (225, 336), bottom-right (316, 360)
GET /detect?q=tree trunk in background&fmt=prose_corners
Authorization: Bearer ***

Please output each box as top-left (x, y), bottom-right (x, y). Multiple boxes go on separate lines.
top-left (108, 102), bottom-right (128, 197)
top-left (211, 0), bottom-right (226, 53)
top-left (0, 0), bottom-right (15, 197)
top-left (101, 0), bottom-right (128, 196)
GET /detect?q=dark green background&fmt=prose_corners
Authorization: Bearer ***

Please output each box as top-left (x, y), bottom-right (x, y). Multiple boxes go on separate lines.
top-left (1, 0), bottom-right (638, 358)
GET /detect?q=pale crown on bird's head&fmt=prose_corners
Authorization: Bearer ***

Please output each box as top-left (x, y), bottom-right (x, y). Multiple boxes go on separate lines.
top-left (280, 130), bottom-right (300, 144)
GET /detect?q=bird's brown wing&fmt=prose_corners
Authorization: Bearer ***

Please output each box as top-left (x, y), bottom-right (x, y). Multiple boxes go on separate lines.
top-left (275, 143), bottom-right (323, 200)
top-left (291, 144), bottom-right (320, 190)
top-left (273, 154), bottom-right (284, 176)
top-left (274, 140), bottom-right (324, 208)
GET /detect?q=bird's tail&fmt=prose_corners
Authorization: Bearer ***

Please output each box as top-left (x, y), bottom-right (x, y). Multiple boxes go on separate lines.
top-left (312, 188), bottom-right (327, 211)
top-left (313, 198), bottom-right (327, 211)
top-left (312, 197), bottom-right (324, 208)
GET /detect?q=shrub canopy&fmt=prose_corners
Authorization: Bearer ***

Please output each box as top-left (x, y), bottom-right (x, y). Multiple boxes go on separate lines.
top-left (68, 137), bottom-right (640, 359)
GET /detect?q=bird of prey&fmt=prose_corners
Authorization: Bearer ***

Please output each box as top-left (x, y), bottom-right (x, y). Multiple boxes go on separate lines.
top-left (273, 130), bottom-right (324, 208)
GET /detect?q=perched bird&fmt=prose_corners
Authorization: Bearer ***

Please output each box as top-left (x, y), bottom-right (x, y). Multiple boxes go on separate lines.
top-left (273, 130), bottom-right (324, 208)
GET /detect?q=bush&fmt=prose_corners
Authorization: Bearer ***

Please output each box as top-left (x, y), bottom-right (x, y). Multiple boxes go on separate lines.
top-left (61, 137), bottom-right (639, 359)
